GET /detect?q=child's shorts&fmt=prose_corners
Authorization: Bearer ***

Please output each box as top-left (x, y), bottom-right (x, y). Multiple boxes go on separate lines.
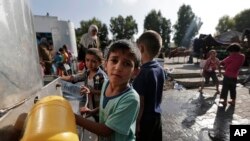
top-left (204, 71), bottom-right (219, 84)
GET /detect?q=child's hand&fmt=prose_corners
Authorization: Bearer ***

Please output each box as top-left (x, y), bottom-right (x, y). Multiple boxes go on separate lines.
top-left (80, 85), bottom-right (90, 95)
top-left (80, 107), bottom-right (92, 117)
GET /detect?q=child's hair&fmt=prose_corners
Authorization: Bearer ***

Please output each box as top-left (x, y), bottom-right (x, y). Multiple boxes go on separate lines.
top-left (86, 48), bottom-right (103, 63)
top-left (59, 48), bottom-right (64, 52)
top-left (106, 39), bottom-right (141, 68)
top-left (208, 49), bottom-right (217, 56)
top-left (62, 44), bottom-right (68, 50)
top-left (136, 30), bottom-right (162, 58)
top-left (226, 43), bottom-right (242, 52)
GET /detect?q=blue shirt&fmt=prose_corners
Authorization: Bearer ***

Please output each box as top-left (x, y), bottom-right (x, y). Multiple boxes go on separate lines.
top-left (133, 60), bottom-right (165, 115)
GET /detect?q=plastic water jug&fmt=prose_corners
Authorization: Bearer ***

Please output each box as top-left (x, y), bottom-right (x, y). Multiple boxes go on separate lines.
top-left (21, 95), bottom-right (79, 141)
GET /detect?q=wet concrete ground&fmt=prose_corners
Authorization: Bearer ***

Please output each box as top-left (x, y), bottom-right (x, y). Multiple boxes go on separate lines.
top-left (162, 57), bottom-right (250, 141)
top-left (162, 86), bottom-right (250, 141)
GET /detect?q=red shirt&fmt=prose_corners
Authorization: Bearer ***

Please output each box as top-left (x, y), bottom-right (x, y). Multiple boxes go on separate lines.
top-left (221, 53), bottom-right (245, 78)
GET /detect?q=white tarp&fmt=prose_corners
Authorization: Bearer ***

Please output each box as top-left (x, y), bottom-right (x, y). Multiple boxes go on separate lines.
top-left (0, 0), bottom-right (43, 109)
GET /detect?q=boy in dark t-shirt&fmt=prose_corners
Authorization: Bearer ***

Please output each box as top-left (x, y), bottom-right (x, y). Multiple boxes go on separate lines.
top-left (133, 30), bottom-right (165, 141)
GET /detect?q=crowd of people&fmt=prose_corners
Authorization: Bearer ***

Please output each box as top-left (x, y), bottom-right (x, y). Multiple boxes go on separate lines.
top-left (38, 38), bottom-right (73, 76)
top-left (37, 25), bottom-right (166, 141)
top-left (4, 23), bottom-right (250, 141)
top-left (71, 25), bottom-right (249, 140)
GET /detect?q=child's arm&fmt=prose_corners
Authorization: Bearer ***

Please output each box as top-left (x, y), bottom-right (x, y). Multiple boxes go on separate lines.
top-left (203, 58), bottom-right (210, 71)
top-left (216, 58), bottom-right (222, 76)
top-left (60, 75), bottom-right (73, 82)
top-left (0, 113), bottom-right (27, 141)
top-left (90, 89), bottom-right (101, 96)
top-left (61, 72), bottom-right (86, 83)
top-left (74, 114), bottom-right (113, 136)
top-left (80, 107), bottom-right (99, 117)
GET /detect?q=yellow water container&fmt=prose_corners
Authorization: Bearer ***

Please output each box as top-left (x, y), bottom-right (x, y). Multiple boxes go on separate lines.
top-left (21, 95), bottom-right (79, 141)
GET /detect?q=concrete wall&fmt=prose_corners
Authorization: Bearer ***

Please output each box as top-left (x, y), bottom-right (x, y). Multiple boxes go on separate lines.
top-left (33, 15), bottom-right (78, 57)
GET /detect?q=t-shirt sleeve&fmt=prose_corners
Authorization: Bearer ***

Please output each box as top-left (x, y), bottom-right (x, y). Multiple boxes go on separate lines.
top-left (72, 73), bottom-right (85, 83)
top-left (105, 93), bottom-right (139, 135)
top-left (133, 71), bottom-right (148, 96)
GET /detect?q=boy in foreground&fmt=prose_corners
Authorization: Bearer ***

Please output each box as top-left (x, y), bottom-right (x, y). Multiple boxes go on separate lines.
top-left (75, 39), bottom-right (141, 141)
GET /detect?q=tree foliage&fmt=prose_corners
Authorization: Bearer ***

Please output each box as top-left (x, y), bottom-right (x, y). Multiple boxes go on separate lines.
top-left (173, 4), bottom-right (202, 47)
top-left (75, 28), bottom-right (82, 44)
top-left (144, 10), bottom-right (171, 48)
top-left (99, 24), bottom-right (109, 50)
top-left (109, 15), bottom-right (138, 40)
top-left (214, 9), bottom-right (250, 34)
top-left (215, 15), bottom-right (235, 35)
top-left (234, 9), bottom-right (250, 32)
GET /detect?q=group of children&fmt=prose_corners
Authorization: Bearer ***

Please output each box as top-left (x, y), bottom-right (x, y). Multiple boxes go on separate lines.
top-left (62, 30), bottom-right (248, 140)
top-left (199, 43), bottom-right (245, 107)
top-left (53, 44), bottom-right (73, 76)
top-left (38, 37), bottom-right (74, 76)
top-left (61, 30), bottom-right (165, 141)
top-left (9, 29), bottom-right (247, 141)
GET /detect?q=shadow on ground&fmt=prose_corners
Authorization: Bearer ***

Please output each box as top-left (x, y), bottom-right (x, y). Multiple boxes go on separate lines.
top-left (182, 92), bottom-right (217, 128)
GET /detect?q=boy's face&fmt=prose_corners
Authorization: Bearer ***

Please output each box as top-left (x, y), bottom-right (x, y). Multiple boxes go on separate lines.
top-left (105, 50), bottom-right (138, 86)
top-left (137, 43), bottom-right (144, 54)
top-left (85, 54), bottom-right (101, 71)
top-left (210, 51), bottom-right (217, 58)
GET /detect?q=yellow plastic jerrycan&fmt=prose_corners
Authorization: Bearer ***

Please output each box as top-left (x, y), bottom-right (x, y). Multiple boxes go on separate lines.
top-left (21, 95), bottom-right (79, 141)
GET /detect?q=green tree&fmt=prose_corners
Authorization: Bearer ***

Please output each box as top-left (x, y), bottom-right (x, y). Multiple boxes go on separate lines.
top-left (75, 27), bottom-right (83, 44)
top-left (110, 15), bottom-right (138, 40)
top-left (77, 17), bottom-right (109, 49)
top-left (99, 24), bottom-right (109, 51)
top-left (144, 10), bottom-right (172, 48)
top-left (173, 4), bottom-right (202, 47)
top-left (234, 9), bottom-right (250, 32)
top-left (215, 15), bottom-right (235, 35)
top-left (79, 17), bottom-right (102, 34)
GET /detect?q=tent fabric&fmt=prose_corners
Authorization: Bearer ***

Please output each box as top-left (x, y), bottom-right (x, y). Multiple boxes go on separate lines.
top-left (215, 30), bottom-right (242, 43)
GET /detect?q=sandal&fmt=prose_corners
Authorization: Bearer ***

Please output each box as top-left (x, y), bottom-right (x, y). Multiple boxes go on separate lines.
top-left (218, 99), bottom-right (227, 107)
top-left (228, 99), bottom-right (235, 105)
top-left (219, 99), bottom-right (225, 103)
top-left (218, 102), bottom-right (227, 107)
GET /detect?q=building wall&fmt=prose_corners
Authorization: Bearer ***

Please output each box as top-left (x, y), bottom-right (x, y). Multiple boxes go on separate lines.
top-left (33, 15), bottom-right (78, 57)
